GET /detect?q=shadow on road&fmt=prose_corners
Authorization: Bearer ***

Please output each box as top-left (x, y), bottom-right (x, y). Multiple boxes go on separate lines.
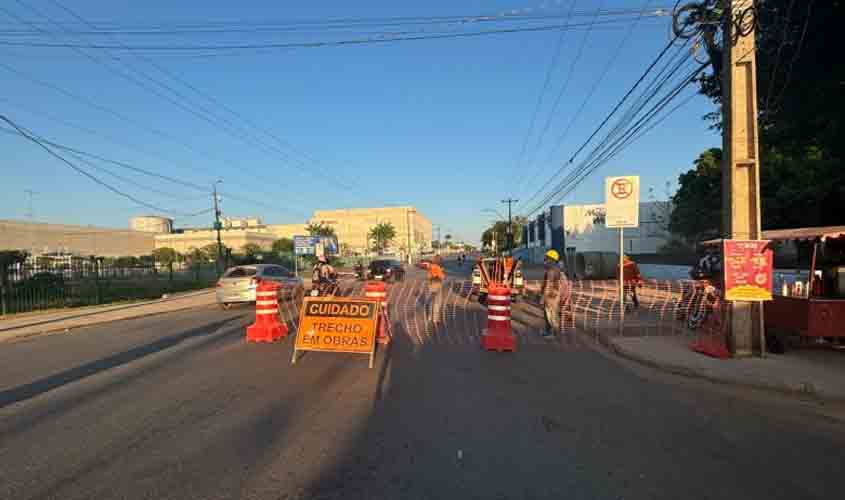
top-left (0, 316), bottom-right (244, 410)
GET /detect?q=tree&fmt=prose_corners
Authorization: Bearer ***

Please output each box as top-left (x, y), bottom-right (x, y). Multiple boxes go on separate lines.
top-left (688, 0), bottom-right (845, 230)
top-left (185, 247), bottom-right (205, 281)
top-left (201, 243), bottom-right (228, 264)
top-left (0, 250), bottom-right (28, 287)
top-left (241, 243), bottom-right (262, 258)
top-left (152, 247), bottom-right (179, 281)
top-left (669, 148), bottom-right (722, 243)
top-left (368, 222), bottom-right (396, 255)
top-left (272, 238), bottom-right (294, 255)
top-left (306, 223), bottom-right (336, 238)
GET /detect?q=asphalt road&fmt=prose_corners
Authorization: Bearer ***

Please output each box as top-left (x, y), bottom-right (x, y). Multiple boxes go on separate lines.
top-left (1, 266), bottom-right (843, 500)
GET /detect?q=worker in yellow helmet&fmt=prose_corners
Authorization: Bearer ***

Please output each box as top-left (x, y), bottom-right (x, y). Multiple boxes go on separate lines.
top-left (540, 249), bottom-right (562, 339)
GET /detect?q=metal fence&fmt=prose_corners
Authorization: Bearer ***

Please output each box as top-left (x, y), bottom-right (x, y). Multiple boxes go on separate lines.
top-left (0, 261), bottom-right (218, 316)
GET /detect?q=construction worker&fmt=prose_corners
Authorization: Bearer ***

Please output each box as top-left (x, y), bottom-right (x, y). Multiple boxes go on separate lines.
top-left (622, 255), bottom-right (642, 309)
top-left (428, 255), bottom-right (446, 326)
top-left (313, 255), bottom-right (337, 296)
top-left (540, 249), bottom-right (562, 339)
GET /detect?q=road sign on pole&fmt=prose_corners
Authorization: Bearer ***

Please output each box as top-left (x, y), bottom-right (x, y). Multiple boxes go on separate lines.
top-left (605, 176), bottom-right (640, 228)
top-left (294, 235), bottom-right (319, 255)
top-left (605, 175), bottom-right (640, 334)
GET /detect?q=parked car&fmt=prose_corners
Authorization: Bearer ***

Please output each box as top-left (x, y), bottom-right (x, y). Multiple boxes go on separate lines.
top-left (216, 264), bottom-right (303, 309)
top-left (368, 259), bottom-right (405, 282)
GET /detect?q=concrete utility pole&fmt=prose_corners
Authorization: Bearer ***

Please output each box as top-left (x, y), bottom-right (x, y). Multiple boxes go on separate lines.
top-left (722, 0), bottom-right (764, 356)
top-left (24, 189), bottom-right (38, 257)
top-left (501, 198), bottom-right (519, 253)
top-left (406, 208), bottom-right (416, 264)
top-left (213, 181), bottom-right (224, 276)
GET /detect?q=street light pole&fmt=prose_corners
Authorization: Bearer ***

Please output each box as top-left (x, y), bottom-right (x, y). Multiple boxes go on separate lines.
top-left (501, 198), bottom-right (519, 253)
top-left (213, 180), bottom-right (224, 276)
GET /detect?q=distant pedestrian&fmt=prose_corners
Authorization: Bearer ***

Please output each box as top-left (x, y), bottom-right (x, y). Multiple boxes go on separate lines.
top-left (540, 250), bottom-right (563, 339)
top-left (428, 255), bottom-right (446, 326)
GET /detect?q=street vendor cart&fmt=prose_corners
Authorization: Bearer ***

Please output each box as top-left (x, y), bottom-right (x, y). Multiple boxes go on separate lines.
top-left (761, 226), bottom-right (845, 344)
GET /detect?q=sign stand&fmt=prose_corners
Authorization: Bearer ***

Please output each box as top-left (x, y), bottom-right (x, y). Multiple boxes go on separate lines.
top-left (605, 175), bottom-right (640, 337)
top-left (619, 227), bottom-right (624, 335)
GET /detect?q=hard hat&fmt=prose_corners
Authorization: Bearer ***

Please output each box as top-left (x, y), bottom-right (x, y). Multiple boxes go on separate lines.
top-left (545, 249), bottom-right (560, 262)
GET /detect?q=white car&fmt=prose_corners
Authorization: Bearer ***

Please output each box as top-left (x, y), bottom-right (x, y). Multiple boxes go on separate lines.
top-left (216, 264), bottom-right (303, 309)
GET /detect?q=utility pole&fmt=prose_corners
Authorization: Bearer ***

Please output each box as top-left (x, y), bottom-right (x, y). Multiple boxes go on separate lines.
top-left (722, 0), bottom-right (764, 357)
top-left (501, 198), bottom-right (519, 253)
top-left (406, 208), bottom-right (416, 264)
top-left (24, 189), bottom-right (38, 257)
top-left (434, 225), bottom-right (441, 255)
top-left (212, 181), bottom-right (224, 276)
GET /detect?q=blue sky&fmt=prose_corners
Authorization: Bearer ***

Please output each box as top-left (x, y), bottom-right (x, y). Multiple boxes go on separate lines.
top-left (1, 0), bottom-right (720, 244)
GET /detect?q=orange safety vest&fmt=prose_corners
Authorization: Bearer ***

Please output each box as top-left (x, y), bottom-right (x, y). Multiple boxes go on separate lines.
top-left (428, 263), bottom-right (445, 281)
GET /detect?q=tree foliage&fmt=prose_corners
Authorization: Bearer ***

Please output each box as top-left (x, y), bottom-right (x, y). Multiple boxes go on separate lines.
top-left (368, 222), bottom-right (396, 255)
top-left (271, 238), bottom-right (294, 254)
top-left (152, 247), bottom-right (179, 266)
top-left (675, 0), bottom-right (845, 238)
top-left (306, 223), bottom-right (336, 238)
top-left (669, 148), bottom-right (723, 242)
top-left (240, 243), bottom-right (262, 258)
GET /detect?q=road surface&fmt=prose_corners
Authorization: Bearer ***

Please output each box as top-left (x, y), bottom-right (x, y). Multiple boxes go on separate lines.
top-left (1, 266), bottom-right (843, 500)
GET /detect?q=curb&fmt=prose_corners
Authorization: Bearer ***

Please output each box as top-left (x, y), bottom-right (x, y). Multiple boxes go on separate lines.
top-left (605, 336), bottom-right (844, 404)
top-left (0, 291), bottom-right (218, 343)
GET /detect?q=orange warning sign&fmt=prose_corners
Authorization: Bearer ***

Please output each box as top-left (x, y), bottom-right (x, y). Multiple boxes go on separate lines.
top-left (292, 297), bottom-right (380, 365)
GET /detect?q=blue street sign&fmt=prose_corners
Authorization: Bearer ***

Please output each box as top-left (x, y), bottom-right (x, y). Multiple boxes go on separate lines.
top-left (293, 235), bottom-right (319, 255)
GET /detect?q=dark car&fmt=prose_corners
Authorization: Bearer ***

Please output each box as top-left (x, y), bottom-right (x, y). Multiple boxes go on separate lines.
top-left (368, 259), bottom-right (405, 282)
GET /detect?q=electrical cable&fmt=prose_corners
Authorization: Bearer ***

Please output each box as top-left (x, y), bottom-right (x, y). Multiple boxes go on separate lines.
top-left (517, 35), bottom-right (687, 214)
top-left (509, 0), bottom-right (579, 194)
top-left (522, 63), bottom-right (705, 215)
top-left (513, 0), bottom-right (605, 195)
top-left (0, 15), bottom-right (671, 52)
top-left (1, 114), bottom-right (207, 216)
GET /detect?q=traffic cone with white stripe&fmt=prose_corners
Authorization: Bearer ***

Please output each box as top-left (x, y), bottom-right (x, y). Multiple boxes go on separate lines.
top-left (482, 284), bottom-right (516, 352)
top-left (247, 281), bottom-right (288, 342)
top-left (365, 281), bottom-right (391, 345)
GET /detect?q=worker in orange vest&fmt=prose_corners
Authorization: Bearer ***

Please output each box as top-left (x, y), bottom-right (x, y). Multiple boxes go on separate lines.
top-left (622, 255), bottom-right (642, 309)
top-left (428, 255), bottom-right (446, 326)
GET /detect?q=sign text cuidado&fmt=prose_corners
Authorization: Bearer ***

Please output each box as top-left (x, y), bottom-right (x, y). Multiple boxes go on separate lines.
top-left (294, 297), bottom-right (380, 355)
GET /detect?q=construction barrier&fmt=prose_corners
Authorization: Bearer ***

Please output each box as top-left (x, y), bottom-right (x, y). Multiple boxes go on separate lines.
top-left (246, 281), bottom-right (288, 342)
top-left (364, 280), bottom-right (392, 345)
top-left (482, 284), bottom-right (516, 352)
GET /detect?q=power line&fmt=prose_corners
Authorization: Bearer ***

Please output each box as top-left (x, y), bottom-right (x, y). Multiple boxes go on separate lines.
top-left (513, 1), bottom-right (606, 195)
top-left (521, 50), bottom-right (699, 216)
top-left (0, 15), bottom-right (670, 52)
top-left (510, 0), bottom-right (578, 193)
top-left (539, 0), bottom-right (655, 169)
top-left (517, 35), bottom-right (687, 214)
top-left (522, 63), bottom-right (705, 216)
top-left (27, 0), bottom-right (379, 202)
top-left (1, 114), bottom-right (206, 216)
top-left (0, 7), bottom-right (672, 34)
top-left (0, 22), bottom-right (323, 212)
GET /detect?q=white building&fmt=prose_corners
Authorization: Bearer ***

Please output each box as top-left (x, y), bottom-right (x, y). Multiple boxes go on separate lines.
top-left (518, 201), bottom-right (671, 264)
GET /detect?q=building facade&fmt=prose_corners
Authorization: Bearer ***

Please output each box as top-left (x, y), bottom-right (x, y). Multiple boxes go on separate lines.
top-left (0, 219), bottom-right (155, 257)
top-left (310, 206), bottom-right (432, 256)
top-left (129, 215), bottom-right (173, 234)
top-left (153, 228), bottom-right (277, 254)
top-left (517, 201), bottom-right (671, 264)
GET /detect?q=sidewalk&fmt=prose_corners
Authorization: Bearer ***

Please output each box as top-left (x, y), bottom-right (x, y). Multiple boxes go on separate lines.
top-left (0, 289), bottom-right (217, 343)
top-left (609, 334), bottom-right (845, 402)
